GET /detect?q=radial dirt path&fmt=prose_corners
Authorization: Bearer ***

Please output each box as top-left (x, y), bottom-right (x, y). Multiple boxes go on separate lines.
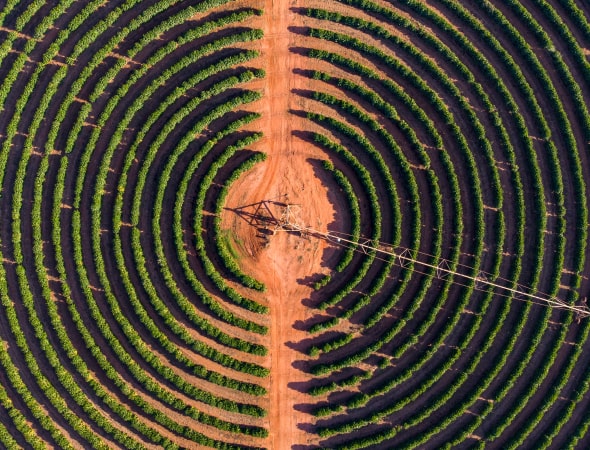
top-left (221, 2), bottom-right (345, 449)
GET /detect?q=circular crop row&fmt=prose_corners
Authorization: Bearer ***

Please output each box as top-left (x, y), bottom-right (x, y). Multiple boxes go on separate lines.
top-left (0, 1), bottom-right (270, 449)
top-left (290, 1), bottom-right (590, 448)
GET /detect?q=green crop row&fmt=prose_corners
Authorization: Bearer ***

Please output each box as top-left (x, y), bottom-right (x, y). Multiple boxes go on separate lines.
top-left (116, 77), bottom-right (268, 378)
top-left (307, 371), bottom-right (369, 397)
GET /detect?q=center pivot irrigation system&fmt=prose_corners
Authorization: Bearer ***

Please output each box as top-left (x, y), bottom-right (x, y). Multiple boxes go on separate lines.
top-left (230, 198), bottom-right (590, 318)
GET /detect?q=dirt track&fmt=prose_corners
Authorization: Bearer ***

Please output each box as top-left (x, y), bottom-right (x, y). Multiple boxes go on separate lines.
top-left (220, 2), bottom-right (348, 448)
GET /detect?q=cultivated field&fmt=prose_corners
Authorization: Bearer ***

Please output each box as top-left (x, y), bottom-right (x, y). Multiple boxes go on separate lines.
top-left (0, 0), bottom-right (590, 449)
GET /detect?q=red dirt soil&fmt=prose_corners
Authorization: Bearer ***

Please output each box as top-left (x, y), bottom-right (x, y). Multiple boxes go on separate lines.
top-left (221, 3), bottom-right (344, 449)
